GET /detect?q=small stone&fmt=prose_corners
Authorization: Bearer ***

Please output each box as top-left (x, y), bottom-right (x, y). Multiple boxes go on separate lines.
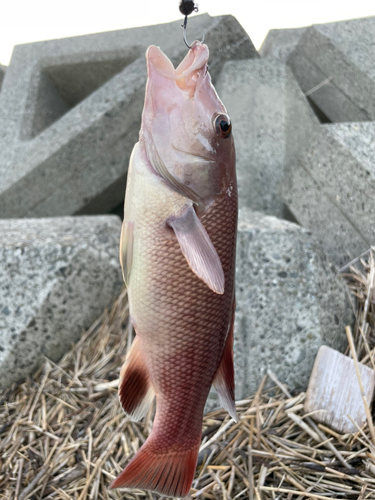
top-left (305, 346), bottom-right (375, 433)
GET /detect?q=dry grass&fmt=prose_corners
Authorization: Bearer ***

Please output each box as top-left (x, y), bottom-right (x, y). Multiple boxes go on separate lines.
top-left (341, 248), bottom-right (375, 367)
top-left (1, 249), bottom-right (375, 500)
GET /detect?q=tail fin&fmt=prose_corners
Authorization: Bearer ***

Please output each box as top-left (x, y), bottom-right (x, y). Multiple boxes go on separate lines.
top-left (110, 439), bottom-right (199, 497)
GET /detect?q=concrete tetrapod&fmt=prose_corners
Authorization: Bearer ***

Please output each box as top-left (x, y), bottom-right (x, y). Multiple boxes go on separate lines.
top-left (0, 215), bottom-right (123, 389)
top-left (206, 209), bottom-right (352, 412)
top-left (215, 58), bottom-right (318, 218)
top-left (0, 14), bottom-right (257, 219)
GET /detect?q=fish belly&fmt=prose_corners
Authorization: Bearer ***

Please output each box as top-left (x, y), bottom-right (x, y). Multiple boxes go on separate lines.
top-left (130, 186), bottom-right (237, 449)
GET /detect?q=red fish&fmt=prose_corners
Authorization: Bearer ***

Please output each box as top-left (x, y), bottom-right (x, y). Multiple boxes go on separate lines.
top-left (111, 41), bottom-right (237, 497)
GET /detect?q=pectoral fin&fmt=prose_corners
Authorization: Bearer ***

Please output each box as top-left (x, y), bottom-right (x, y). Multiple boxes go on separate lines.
top-left (213, 298), bottom-right (237, 421)
top-left (119, 220), bottom-right (134, 286)
top-left (168, 206), bottom-right (224, 294)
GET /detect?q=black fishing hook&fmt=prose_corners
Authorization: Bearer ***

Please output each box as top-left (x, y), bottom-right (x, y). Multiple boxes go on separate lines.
top-left (179, 0), bottom-right (204, 49)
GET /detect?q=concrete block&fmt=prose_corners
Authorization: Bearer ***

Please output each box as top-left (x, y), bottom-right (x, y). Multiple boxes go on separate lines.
top-left (215, 59), bottom-right (318, 218)
top-left (287, 17), bottom-right (375, 122)
top-left (0, 215), bottom-right (123, 389)
top-left (0, 65), bottom-right (5, 90)
top-left (206, 209), bottom-right (352, 411)
top-left (282, 122), bottom-right (375, 268)
top-left (259, 27), bottom-right (307, 62)
top-left (0, 14), bottom-right (257, 219)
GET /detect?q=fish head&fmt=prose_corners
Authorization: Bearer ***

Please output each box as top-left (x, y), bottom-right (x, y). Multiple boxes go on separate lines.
top-left (140, 42), bottom-right (235, 206)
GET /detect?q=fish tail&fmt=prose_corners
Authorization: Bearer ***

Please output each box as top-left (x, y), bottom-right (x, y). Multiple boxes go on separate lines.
top-left (110, 437), bottom-right (200, 497)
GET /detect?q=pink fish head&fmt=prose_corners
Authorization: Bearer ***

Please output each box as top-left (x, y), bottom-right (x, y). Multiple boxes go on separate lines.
top-left (140, 42), bottom-right (235, 205)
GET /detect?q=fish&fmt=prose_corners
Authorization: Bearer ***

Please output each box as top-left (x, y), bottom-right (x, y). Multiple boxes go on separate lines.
top-left (111, 40), bottom-right (237, 497)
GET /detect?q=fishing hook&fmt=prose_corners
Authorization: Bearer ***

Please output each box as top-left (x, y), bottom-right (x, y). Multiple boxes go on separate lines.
top-left (179, 1), bottom-right (204, 49)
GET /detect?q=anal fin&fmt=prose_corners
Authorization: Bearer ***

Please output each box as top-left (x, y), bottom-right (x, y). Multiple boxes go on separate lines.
top-left (213, 298), bottom-right (237, 421)
top-left (119, 336), bottom-right (155, 421)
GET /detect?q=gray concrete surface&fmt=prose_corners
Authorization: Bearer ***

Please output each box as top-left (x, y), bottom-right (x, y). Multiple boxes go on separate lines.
top-left (282, 122), bottom-right (375, 268)
top-left (260, 16), bottom-right (375, 266)
top-left (206, 209), bottom-right (352, 412)
top-left (259, 27), bottom-right (307, 62)
top-left (0, 216), bottom-right (123, 389)
top-left (215, 59), bottom-right (318, 218)
top-left (287, 17), bottom-right (375, 122)
top-left (0, 14), bottom-right (257, 219)
top-left (0, 65), bottom-right (5, 90)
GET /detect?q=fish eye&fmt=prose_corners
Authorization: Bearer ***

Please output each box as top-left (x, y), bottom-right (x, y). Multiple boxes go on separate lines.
top-left (213, 113), bottom-right (232, 138)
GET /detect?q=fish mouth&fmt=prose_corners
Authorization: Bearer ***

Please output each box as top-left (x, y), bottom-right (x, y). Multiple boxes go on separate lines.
top-left (146, 43), bottom-right (209, 96)
top-left (146, 45), bottom-right (176, 80)
top-left (175, 42), bottom-right (209, 80)
top-left (146, 43), bottom-right (209, 78)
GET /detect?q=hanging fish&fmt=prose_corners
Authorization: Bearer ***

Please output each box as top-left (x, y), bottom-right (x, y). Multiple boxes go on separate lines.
top-left (111, 40), bottom-right (237, 497)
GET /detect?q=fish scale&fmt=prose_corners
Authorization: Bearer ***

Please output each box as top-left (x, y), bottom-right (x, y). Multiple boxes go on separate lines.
top-left (132, 192), bottom-right (236, 450)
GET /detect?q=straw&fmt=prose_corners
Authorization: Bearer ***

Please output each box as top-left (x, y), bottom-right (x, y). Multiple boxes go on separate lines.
top-left (1, 250), bottom-right (375, 499)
